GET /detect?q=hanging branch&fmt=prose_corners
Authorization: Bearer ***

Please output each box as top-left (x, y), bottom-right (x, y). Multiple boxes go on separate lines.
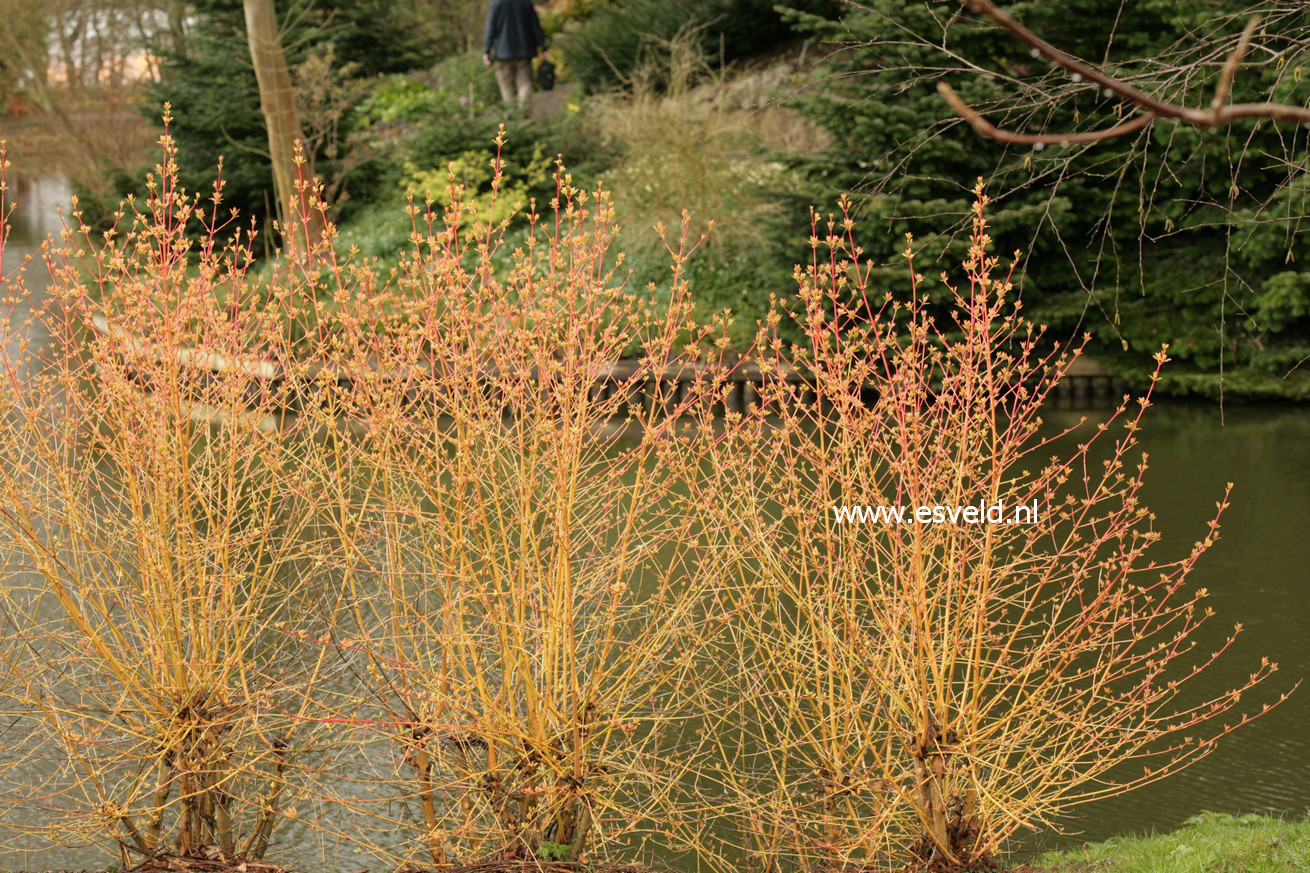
top-left (938, 0), bottom-right (1310, 145)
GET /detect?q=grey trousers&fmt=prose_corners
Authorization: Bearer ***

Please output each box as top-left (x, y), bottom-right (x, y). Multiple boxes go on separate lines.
top-left (494, 58), bottom-right (533, 109)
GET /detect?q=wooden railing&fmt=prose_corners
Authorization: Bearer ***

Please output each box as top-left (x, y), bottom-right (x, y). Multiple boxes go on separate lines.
top-left (89, 315), bottom-right (1124, 419)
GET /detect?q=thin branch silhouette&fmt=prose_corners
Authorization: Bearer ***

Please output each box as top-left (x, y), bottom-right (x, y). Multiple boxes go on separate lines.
top-left (939, 0), bottom-right (1310, 145)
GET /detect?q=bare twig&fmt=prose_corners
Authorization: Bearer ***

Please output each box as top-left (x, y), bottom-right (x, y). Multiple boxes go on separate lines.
top-left (940, 0), bottom-right (1310, 145)
top-left (937, 84), bottom-right (1156, 144)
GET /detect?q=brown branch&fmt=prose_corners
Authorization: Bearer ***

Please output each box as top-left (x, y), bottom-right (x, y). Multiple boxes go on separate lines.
top-left (1211, 15), bottom-right (1259, 113)
top-left (940, 0), bottom-right (1310, 146)
top-left (937, 82), bottom-right (1156, 145)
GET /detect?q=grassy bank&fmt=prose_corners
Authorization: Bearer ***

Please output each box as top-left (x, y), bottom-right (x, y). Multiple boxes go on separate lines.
top-left (1030, 812), bottom-right (1310, 872)
top-left (7, 813), bottom-right (1308, 872)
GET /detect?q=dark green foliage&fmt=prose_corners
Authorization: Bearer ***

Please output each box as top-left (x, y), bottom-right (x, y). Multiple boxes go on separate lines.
top-left (789, 0), bottom-right (1310, 398)
top-left (561, 0), bottom-right (706, 91)
top-left (326, 0), bottom-right (434, 75)
top-left (143, 0), bottom-right (434, 232)
top-left (561, 0), bottom-right (839, 92)
top-left (142, 3), bottom-right (267, 228)
top-left (682, 249), bottom-right (796, 348)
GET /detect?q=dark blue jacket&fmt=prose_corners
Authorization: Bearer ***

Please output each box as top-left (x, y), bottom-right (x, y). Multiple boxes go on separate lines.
top-left (483, 0), bottom-right (547, 60)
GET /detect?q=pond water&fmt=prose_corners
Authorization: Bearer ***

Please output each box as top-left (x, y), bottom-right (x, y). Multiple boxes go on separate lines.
top-left (1, 177), bottom-right (1307, 870)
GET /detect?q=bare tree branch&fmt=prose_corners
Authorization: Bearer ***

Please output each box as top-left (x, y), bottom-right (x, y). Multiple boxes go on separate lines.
top-left (937, 85), bottom-right (1156, 144)
top-left (940, 0), bottom-right (1310, 145)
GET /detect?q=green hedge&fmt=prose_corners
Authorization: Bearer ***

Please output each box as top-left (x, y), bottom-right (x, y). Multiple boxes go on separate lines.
top-left (561, 0), bottom-right (838, 92)
top-left (787, 0), bottom-right (1310, 399)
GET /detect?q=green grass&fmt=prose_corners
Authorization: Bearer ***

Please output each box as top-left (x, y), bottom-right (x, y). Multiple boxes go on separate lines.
top-left (1031, 812), bottom-right (1310, 872)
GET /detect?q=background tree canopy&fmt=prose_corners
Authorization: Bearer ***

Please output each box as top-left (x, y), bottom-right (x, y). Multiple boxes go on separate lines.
top-left (140, 0), bottom-right (440, 231)
top-left (18, 0), bottom-right (1310, 399)
top-left (787, 0), bottom-right (1310, 398)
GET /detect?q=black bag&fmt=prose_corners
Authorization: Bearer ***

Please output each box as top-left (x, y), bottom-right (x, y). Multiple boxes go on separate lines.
top-left (536, 59), bottom-right (556, 91)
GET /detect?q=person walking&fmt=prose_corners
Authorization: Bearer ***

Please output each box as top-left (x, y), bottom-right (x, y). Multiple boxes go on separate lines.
top-left (483, 0), bottom-right (548, 111)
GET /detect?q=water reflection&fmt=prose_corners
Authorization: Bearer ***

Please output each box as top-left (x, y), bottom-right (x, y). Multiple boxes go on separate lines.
top-left (2, 174), bottom-right (67, 364)
top-left (5, 175), bottom-right (71, 250)
top-left (1027, 401), bottom-right (1310, 853)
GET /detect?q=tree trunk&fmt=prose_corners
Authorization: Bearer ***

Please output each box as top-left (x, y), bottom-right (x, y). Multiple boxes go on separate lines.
top-left (168, 0), bottom-right (189, 58)
top-left (242, 0), bottom-right (320, 243)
